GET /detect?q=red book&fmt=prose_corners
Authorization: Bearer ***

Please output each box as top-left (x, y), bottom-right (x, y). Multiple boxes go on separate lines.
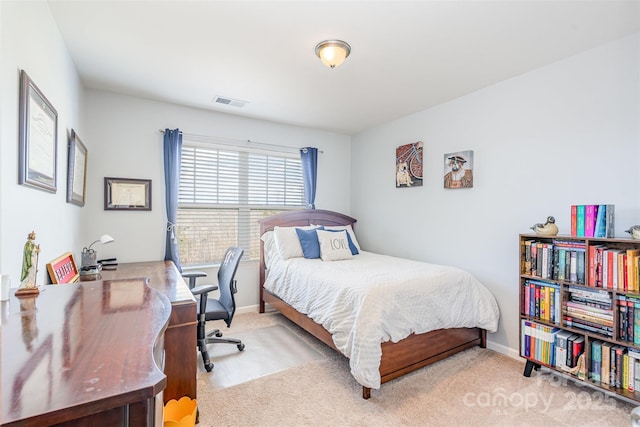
top-left (589, 245), bottom-right (604, 287)
top-left (607, 250), bottom-right (615, 289)
top-left (596, 247), bottom-right (605, 287)
top-left (571, 205), bottom-right (578, 237)
top-left (572, 336), bottom-right (585, 367)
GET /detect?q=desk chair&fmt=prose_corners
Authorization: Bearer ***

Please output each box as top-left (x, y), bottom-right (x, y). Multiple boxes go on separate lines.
top-left (182, 247), bottom-right (245, 372)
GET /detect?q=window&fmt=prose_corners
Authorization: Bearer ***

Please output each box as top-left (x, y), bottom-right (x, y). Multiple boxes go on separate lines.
top-left (177, 141), bottom-right (304, 265)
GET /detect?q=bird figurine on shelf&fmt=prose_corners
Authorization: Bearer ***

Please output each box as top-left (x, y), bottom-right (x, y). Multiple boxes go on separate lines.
top-left (530, 216), bottom-right (559, 236)
top-left (625, 225), bottom-right (640, 240)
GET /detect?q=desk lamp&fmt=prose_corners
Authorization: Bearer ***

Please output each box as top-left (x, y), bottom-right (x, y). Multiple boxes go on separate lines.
top-left (81, 234), bottom-right (114, 268)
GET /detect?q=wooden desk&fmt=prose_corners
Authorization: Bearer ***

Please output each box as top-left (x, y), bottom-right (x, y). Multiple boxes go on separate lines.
top-left (93, 261), bottom-right (197, 403)
top-left (1, 279), bottom-right (171, 426)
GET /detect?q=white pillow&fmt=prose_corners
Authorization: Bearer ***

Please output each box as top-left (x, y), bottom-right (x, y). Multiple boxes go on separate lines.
top-left (273, 226), bottom-right (318, 260)
top-left (317, 229), bottom-right (353, 261)
top-left (314, 224), bottom-right (361, 252)
top-left (260, 231), bottom-right (277, 268)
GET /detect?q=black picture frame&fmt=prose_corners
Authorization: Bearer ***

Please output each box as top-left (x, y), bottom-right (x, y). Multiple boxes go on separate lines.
top-left (18, 70), bottom-right (58, 193)
top-left (104, 177), bottom-right (152, 211)
top-left (67, 130), bottom-right (87, 206)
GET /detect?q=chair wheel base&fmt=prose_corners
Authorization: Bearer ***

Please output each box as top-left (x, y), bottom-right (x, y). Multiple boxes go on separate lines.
top-left (204, 362), bottom-right (214, 372)
top-left (237, 343), bottom-right (245, 351)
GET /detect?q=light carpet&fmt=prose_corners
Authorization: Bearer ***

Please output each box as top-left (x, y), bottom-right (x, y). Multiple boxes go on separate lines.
top-left (195, 311), bottom-right (636, 426)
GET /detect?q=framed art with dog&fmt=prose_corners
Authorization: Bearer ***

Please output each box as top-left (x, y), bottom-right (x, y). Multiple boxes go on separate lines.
top-left (395, 141), bottom-right (423, 188)
top-left (444, 150), bottom-right (474, 189)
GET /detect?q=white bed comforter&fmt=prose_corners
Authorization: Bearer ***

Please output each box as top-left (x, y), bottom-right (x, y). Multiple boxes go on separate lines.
top-left (264, 251), bottom-right (500, 389)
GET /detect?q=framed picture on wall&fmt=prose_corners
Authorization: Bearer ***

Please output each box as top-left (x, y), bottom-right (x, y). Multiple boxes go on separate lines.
top-left (395, 141), bottom-right (423, 188)
top-left (443, 150), bottom-right (474, 189)
top-left (67, 130), bottom-right (88, 206)
top-left (18, 70), bottom-right (58, 193)
top-left (104, 177), bottom-right (152, 211)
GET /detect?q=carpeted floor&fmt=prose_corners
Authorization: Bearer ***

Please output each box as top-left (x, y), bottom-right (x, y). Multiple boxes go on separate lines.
top-left (194, 311), bottom-right (636, 426)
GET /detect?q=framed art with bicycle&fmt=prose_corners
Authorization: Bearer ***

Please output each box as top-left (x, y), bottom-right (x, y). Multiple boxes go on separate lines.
top-left (395, 141), bottom-right (423, 188)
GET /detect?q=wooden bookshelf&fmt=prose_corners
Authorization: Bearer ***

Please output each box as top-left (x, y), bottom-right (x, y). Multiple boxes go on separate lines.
top-left (519, 233), bottom-right (640, 403)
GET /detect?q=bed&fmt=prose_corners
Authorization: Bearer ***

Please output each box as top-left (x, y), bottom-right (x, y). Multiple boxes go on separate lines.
top-left (258, 209), bottom-right (499, 399)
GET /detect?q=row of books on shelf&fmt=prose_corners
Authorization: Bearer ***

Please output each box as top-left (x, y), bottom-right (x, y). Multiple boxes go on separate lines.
top-left (589, 245), bottom-right (640, 291)
top-left (564, 285), bottom-right (614, 338)
top-left (521, 320), bottom-right (563, 366)
top-left (523, 280), bottom-right (561, 323)
top-left (571, 204), bottom-right (615, 238)
top-left (523, 239), bottom-right (586, 284)
top-left (618, 295), bottom-right (640, 345)
top-left (521, 320), bottom-right (640, 390)
top-left (589, 340), bottom-right (640, 391)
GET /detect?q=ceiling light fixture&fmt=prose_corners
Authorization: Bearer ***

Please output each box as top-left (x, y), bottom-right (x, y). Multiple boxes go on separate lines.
top-left (315, 40), bottom-right (351, 69)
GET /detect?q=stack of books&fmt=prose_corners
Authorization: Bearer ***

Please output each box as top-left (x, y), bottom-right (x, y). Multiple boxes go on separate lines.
top-left (523, 279), bottom-right (561, 323)
top-left (523, 239), bottom-right (586, 284)
top-left (521, 319), bottom-right (561, 366)
top-left (590, 343), bottom-right (640, 390)
top-left (552, 240), bottom-right (586, 284)
top-left (563, 286), bottom-right (613, 338)
top-left (589, 246), bottom-right (640, 291)
top-left (616, 294), bottom-right (640, 344)
top-left (570, 204), bottom-right (614, 238)
top-left (554, 330), bottom-right (585, 373)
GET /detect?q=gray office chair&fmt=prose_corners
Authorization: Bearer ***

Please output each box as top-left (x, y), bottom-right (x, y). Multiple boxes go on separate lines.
top-left (182, 247), bottom-right (245, 372)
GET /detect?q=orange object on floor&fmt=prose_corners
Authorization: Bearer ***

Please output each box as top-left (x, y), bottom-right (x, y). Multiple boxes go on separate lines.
top-left (164, 396), bottom-right (197, 427)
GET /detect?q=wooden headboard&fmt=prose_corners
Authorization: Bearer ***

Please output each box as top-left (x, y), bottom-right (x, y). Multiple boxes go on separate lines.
top-left (257, 209), bottom-right (357, 311)
top-left (258, 209), bottom-right (356, 234)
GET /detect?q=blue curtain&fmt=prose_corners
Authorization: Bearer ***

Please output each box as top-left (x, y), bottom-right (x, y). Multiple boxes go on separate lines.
top-left (300, 147), bottom-right (318, 209)
top-left (163, 128), bottom-right (183, 271)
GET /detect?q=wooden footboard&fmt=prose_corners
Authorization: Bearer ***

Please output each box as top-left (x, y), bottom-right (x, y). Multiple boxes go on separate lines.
top-left (262, 289), bottom-right (486, 399)
top-left (258, 210), bottom-right (487, 399)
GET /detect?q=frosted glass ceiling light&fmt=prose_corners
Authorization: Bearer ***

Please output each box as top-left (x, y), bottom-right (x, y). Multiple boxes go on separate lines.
top-left (315, 40), bottom-right (351, 68)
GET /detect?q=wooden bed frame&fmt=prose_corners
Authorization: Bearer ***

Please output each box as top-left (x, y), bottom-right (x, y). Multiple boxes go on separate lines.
top-left (258, 209), bottom-right (487, 399)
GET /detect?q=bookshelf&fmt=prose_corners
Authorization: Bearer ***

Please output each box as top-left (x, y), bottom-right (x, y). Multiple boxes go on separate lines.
top-left (519, 234), bottom-right (640, 403)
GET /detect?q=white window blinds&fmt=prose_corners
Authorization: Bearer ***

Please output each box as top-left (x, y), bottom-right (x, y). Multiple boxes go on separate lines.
top-left (177, 142), bottom-right (304, 265)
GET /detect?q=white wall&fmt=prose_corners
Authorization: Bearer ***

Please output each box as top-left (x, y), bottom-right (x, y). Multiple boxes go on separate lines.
top-left (4, 0), bottom-right (637, 360)
top-left (351, 33), bottom-right (640, 356)
top-left (83, 90), bottom-right (352, 307)
top-left (0, 1), bottom-right (84, 285)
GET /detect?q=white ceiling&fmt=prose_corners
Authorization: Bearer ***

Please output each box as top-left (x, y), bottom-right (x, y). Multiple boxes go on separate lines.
top-left (47, 0), bottom-right (640, 135)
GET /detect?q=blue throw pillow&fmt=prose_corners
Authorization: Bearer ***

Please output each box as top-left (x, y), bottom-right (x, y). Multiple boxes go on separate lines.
top-left (325, 229), bottom-right (359, 255)
top-left (295, 227), bottom-right (324, 259)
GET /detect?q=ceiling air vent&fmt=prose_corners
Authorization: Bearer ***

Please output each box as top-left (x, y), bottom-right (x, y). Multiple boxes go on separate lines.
top-left (213, 96), bottom-right (248, 108)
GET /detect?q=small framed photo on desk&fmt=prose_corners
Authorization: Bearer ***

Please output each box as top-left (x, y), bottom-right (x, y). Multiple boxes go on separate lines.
top-left (104, 177), bottom-right (151, 211)
top-left (47, 252), bottom-right (79, 284)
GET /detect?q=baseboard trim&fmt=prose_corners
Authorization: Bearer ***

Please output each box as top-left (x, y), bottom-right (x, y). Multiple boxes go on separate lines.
top-left (486, 340), bottom-right (521, 361)
top-left (236, 304), bottom-right (260, 315)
